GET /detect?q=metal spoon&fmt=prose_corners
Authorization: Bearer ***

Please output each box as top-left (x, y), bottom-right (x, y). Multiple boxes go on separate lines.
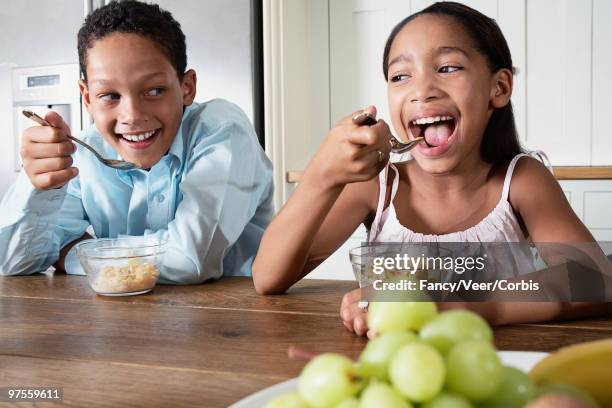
top-left (22, 110), bottom-right (141, 170)
top-left (352, 111), bottom-right (425, 154)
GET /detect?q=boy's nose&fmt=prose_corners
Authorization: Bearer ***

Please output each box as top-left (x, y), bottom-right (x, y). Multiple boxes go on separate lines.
top-left (118, 98), bottom-right (150, 125)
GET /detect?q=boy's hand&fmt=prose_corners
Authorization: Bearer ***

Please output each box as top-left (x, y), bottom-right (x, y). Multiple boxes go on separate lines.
top-left (309, 106), bottom-right (392, 189)
top-left (340, 287), bottom-right (374, 338)
top-left (21, 111), bottom-right (78, 190)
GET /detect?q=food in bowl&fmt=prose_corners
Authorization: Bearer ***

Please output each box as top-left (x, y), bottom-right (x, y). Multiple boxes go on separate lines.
top-left (76, 236), bottom-right (166, 296)
top-left (91, 259), bottom-right (159, 294)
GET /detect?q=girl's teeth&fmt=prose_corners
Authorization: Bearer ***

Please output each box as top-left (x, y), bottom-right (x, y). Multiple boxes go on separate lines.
top-left (412, 115), bottom-right (453, 125)
top-left (122, 130), bottom-right (156, 142)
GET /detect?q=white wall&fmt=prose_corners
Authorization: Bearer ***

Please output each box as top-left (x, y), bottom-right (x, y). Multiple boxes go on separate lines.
top-left (0, 64), bottom-right (16, 197)
top-left (0, 0), bottom-right (83, 198)
top-left (155, 0), bottom-right (254, 122)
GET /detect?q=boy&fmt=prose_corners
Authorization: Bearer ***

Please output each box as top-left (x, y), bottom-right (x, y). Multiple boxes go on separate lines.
top-left (0, 1), bottom-right (274, 283)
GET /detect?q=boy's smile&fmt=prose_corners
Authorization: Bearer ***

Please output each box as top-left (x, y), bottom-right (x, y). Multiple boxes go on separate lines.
top-left (79, 33), bottom-right (196, 169)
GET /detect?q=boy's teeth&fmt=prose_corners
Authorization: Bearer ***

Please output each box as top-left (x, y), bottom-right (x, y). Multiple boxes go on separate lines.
top-left (122, 130), bottom-right (156, 142)
top-left (412, 115), bottom-right (453, 125)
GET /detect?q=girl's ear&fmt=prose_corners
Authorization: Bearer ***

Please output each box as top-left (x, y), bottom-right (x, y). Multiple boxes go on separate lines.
top-left (78, 79), bottom-right (91, 113)
top-left (181, 69), bottom-right (197, 106)
top-left (490, 68), bottom-right (513, 109)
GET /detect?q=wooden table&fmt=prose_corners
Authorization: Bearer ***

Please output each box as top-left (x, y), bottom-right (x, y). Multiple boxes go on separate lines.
top-left (1, 276), bottom-right (611, 407)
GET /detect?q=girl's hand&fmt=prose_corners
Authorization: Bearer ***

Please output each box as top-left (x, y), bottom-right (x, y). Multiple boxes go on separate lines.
top-left (340, 287), bottom-right (373, 338)
top-left (307, 106), bottom-right (392, 189)
top-left (20, 111), bottom-right (77, 190)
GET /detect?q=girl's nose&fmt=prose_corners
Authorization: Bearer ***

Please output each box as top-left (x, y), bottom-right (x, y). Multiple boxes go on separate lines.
top-left (409, 75), bottom-right (442, 103)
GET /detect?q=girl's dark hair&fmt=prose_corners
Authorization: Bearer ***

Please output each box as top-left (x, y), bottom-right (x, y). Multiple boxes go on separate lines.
top-left (382, 1), bottom-right (522, 164)
top-left (78, 0), bottom-right (186, 82)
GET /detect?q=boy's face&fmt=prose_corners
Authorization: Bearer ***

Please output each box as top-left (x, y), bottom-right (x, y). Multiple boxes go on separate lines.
top-left (79, 33), bottom-right (196, 169)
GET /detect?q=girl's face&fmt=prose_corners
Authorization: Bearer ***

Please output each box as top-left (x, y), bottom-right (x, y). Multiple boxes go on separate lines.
top-left (79, 33), bottom-right (196, 169)
top-left (387, 14), bottom-right (507, 173)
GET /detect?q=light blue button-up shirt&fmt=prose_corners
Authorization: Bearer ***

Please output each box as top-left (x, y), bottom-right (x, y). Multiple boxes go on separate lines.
top-left (0, 99), bottom-right (274, 284)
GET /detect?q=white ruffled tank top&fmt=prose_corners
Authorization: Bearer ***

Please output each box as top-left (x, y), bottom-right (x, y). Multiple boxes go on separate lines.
top-left (368, 152), bottom-right (551, 244)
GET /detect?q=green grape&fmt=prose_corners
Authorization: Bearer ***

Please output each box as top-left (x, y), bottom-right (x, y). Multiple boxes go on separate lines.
top-left (334, 396), bottom-right (359, 408)
top-left (445, 341), bottom-right (502, 402)
top-left (357, 330), bottom-right (417, 380)
top-left (422, 392), bottom-right (474, 408)
top-left (420, 310), bottom-right (492, 354)
top-left (360, 382), bottom-right (413, 408)
top-left (389, 342), bottom-right (445, 402)
top-left (298, 353), bottom-right (361, 408)
top-left (477, 366), bottom-right (535, 408)
top-left (264, 392), bottom-right (311, 408)
top-left (367, 301), bottom-right (437, 334)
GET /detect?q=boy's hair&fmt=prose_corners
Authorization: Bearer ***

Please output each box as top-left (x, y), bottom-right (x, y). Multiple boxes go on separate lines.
top-left (382, 1), bottom-right (523, 165)
top-left (77, 0), bottom-right (186, 82)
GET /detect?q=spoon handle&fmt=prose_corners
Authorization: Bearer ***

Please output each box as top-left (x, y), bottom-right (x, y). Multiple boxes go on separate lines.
top-left (352, 111), bottom-right (424, 153)
top-left (22, 110), bottom-right (104, 160)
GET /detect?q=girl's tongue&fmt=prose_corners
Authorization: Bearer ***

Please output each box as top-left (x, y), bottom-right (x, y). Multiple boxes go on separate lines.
top-left (424, 122), bottom-right (454, 147)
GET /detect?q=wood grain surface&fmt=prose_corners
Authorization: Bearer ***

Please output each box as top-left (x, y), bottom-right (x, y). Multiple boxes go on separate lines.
top-left (1, 275), bottom-right (610, 407)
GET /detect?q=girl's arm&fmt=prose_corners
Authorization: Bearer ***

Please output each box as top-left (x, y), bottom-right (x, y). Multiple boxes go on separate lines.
top-left (252, 108), bottom-right (392, 295)
top-left (491, 156), bottom-right (612, 323)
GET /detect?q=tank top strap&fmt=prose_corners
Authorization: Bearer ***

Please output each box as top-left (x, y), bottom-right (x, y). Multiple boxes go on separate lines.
top-left (529, 150), bottom-right (554, 174)
top-left (369, 163), bottom-right (400, 239)
top-left (501, 150), bottom-right (552, 202)
top-left (388, 163), bottom-right (400, 202)
top-left (500, 153), bottom-right (529, 202)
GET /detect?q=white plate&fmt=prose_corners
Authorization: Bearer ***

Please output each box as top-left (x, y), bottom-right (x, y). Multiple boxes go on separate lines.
top-left (229, 350), bottom-right (549, 408)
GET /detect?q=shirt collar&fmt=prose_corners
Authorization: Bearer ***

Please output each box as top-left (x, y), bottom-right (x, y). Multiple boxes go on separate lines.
top-left (167, 103), bottom-right (197, 172)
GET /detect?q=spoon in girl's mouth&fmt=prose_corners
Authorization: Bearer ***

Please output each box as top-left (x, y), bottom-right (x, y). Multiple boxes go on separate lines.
top-left (352, 111), bottom-right (425, 153)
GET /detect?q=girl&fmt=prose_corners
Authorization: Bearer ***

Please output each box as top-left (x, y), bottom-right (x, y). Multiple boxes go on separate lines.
top-left (253, 2), bottom-right (610, 335)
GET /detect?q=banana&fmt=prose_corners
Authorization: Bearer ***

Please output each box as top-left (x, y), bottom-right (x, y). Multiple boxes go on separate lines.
top-left (529, 338), bottom-right (612, 407)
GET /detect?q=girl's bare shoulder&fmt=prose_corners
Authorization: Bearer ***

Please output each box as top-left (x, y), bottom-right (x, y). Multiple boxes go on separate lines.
top-left (508, 155), bottom-right (562, 211)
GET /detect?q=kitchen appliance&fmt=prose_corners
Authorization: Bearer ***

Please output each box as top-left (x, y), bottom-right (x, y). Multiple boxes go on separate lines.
top-left (11, 63), bottom-right (90, 171)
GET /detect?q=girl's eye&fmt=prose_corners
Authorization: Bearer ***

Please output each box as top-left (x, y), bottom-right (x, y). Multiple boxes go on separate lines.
top-left (145, 87), bottom-right (165, 97)
top-left (99, 93), bottom-right (119, 102)
top-left (390, 74), bottom-right (410, 83)
top-left (439, 65), bottom-right (462, 73)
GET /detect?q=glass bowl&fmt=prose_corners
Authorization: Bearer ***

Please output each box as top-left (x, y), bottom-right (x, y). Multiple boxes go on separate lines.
top-left (76, 236), bottom-right (166, 296)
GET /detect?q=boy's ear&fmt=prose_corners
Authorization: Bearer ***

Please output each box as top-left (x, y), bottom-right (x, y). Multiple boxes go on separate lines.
top-left (78, 79), bottom-right (92, 112)
top-left (181, 69), bottom-right (197, 106)
top-left (490, 68), bottom-right (513, 109)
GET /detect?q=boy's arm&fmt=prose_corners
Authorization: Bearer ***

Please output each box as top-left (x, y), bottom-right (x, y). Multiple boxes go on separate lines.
top-left (154, 120), bottom-right (273, 285)
top-left (0, 172), bottom-right (89, 276)
top-left (53, 232), bottom-right (92, 273)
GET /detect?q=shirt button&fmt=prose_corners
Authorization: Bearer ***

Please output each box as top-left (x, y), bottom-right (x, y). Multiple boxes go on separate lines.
top-left (156, 194), bottom-right (165, 203)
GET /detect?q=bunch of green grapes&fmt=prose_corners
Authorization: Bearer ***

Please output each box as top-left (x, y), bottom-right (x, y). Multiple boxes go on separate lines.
top-left (265, 303), bottom-right (538, 408)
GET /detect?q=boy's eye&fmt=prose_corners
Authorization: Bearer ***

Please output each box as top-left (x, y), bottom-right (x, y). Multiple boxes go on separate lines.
top-left (390, 74), bottom-right (410, 83)
top-left (439, 65), bottom-right (462, 73)
top-left (99, 93), bottom-right (120, 102)
top-left (145, 87), bottom-right (165, 97)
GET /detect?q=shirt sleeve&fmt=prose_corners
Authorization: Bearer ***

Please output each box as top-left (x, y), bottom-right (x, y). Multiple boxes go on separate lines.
top-left (0, 172), bottom-right (90, 275)
top-left (156, 120), bottom-right (273, 284)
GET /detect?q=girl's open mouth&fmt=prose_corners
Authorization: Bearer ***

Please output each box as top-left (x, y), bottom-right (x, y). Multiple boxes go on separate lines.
top-left (408, 115), bottom-right (458, 157)
top-left (117, 129), bottom-right (161, 150)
